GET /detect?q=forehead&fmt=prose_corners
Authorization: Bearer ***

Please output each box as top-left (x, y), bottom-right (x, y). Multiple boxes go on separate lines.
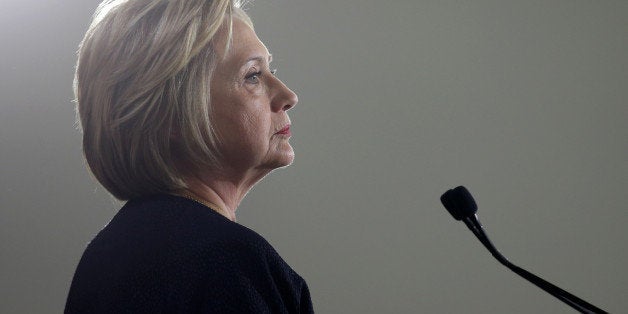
top-left (216, 19), bottom-right (270, 66)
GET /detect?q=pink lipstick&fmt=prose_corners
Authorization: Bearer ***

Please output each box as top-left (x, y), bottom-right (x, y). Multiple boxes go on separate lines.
top-left (275, 125), bottom-right (291, 136)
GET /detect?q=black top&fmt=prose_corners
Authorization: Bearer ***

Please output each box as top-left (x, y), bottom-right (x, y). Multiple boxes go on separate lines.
top-left (65, 194), bottom-right (313, 313)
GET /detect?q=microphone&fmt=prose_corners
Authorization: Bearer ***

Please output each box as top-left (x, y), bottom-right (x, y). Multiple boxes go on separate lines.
top-left (440, 186), bottom-right (607, 314)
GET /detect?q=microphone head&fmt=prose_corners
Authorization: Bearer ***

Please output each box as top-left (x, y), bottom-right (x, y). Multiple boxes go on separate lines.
top-left (440, 186), bottom-right (478, 220)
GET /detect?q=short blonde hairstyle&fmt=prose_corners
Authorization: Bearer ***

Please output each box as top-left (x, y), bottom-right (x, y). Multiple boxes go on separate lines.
top-left (75, 0), bottom-right (253, 200)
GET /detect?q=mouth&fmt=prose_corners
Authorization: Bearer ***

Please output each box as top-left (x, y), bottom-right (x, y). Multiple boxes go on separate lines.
top-left (275, 125), bottom-right (291, 136)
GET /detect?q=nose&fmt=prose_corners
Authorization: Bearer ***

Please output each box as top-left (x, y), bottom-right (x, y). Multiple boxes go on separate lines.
top-left (272, 78), bottom-right (298, 112)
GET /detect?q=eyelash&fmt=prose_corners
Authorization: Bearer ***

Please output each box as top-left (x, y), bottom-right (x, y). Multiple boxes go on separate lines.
top-left (245, 68), bottom-right (277, 84)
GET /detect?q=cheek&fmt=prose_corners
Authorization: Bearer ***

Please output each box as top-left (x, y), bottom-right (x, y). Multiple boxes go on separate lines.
top-left (233, 105), bottom-right (271, 146)
top-left (211, 90), bottom-right (272, 153)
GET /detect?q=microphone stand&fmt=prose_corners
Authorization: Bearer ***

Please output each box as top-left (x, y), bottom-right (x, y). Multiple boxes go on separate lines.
top-left (463, 214), bottom-right (607, 314)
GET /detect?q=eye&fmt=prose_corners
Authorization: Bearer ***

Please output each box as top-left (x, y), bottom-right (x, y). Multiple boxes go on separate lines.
top-left (245, 70), bottom-right (262, 84)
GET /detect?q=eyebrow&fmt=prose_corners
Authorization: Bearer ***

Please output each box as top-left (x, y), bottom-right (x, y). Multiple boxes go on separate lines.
top-left (244, 53), bottom-right (273, 64)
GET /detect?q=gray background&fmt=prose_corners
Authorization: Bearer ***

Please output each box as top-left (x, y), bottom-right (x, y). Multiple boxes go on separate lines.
top-left (1, 0), bottom-right (626, 313)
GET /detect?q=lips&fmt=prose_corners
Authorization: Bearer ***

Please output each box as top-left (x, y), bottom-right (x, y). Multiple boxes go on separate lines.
top-left (275, 125), bottom-right (291, 135)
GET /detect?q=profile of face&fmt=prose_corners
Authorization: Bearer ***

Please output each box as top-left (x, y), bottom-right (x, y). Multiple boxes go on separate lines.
top-left (210, 19), bottom-right (298, 176)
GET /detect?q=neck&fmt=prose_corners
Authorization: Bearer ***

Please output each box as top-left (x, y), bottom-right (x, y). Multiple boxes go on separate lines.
top-left (182, 168), bottom-right (270, 222)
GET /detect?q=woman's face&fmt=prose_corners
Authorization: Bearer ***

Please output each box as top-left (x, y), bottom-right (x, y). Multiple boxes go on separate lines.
top-left (210, 19), bottom-right (298, 175)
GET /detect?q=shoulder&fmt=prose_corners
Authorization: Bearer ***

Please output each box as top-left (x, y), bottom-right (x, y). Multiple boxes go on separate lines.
top-left (116, 194), bottom-right (291, 272)
top-left (108, 193), bottom-right (274, 259)
top-left (194, 225), bottom-right (311, 314)
top-left (67, 194), bottom-right (312, 313)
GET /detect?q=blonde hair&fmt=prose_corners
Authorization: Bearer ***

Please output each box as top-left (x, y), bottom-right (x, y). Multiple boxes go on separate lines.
top-left (75, 0), bottom-right (253, 200)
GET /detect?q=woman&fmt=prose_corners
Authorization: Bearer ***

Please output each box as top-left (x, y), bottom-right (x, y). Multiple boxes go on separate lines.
top-left (65, 0), bottom-right (313, 313)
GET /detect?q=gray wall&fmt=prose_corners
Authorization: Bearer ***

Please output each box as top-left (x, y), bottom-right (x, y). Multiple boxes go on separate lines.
top-left (1, 0), bottom-right (626, 313)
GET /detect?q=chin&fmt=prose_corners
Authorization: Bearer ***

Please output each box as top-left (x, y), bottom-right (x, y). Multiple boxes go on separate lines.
top-left (262, 148), bottom-right (295, 170)
top-left (275, 152), bottom-right (295, 169)
top-left (279, 153), bottom-right (295, 168)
